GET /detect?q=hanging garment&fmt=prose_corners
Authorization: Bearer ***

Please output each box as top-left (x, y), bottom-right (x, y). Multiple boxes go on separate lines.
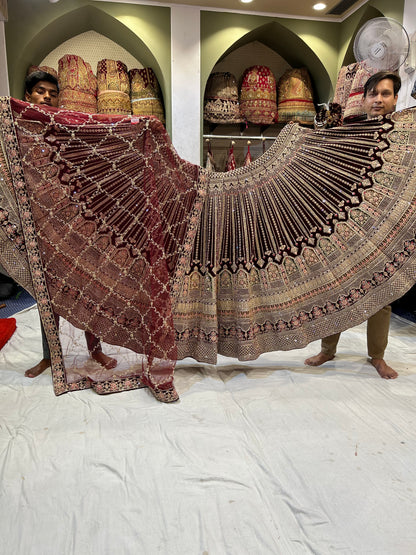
top-left (343, 64), bottom-right (377, 123)
top-left (129, 68), bottom-right (165, 123)
top-left (277, 67), bottom-right (316, 124)
top-left (205, 142), bottom-right (216, 171)
top-left (240, 66), bottom-right (277, 125)
top-left (203, 72), bottom-right (243, 124)
top-left (58, 55), bottom-right (97, 114)
top-left (97, 59), bottom-right (131, 115)
top-left (333, 63), bottom-right (359, 115)
top-left (1, 98), bottom-right (416, 402)
top-left (225, 143), bottom-right (236, 171)
top-left (243, 142), bottom-right (252, 166)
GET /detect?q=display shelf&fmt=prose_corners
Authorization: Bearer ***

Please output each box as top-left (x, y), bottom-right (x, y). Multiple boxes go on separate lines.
top-left (202, 121), bottom-right (314, 170)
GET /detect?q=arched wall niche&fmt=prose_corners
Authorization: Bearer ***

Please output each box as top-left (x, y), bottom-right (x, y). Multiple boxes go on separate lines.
top-left (205, 21), bottom-right (333, 106)
top-left (6, 3), bottom-right (171, 129)
top-left (40, 31), bottom-right (145, 74)
top-left (212, 41), bottom-right (291, 86)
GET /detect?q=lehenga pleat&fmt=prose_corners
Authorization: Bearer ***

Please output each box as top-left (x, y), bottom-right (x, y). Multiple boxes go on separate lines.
top-left (1, 97), bottom-right (416, 402)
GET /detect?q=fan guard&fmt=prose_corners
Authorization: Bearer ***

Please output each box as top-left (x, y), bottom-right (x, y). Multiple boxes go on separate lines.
top-left (353, 17), bottom-right (409, 72)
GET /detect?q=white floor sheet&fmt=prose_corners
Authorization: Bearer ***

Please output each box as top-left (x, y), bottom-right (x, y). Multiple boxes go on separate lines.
top-left (1, 305), bottom-right (416, 555)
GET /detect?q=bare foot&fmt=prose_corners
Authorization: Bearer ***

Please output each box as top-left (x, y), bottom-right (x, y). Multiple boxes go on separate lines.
top-left (91, 351), bottom-right (117, 370)
top-left (304, 352), bottom-right (335, 366)
top-left (370, 358), bottom-right (398, 379)
top-left (25, 358), bottom-right (51, 378)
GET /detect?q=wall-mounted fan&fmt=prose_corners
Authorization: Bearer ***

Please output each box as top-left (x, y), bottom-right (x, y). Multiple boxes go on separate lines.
top-left (353, 17), bottom-right (410, 72)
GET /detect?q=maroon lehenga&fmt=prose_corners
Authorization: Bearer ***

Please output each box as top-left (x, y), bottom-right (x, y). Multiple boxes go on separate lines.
top-left (1, 97), bottom-right (415, 402)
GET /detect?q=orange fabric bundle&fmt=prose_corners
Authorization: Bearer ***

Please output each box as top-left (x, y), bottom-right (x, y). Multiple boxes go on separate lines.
top-left (27, 65), bottom-right (58, 80)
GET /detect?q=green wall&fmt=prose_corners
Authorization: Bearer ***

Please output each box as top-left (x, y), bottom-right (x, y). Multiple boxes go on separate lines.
top-left (339, 0), bottom-right (405, 67)
top-left (201, 12), bottom-right (339, 105)
top-left (201, 0), bottom-right (405, 106)
top-left (5, 0), bottom-right (172, 129)
top-left (5, 0), bottom-right (406, 133)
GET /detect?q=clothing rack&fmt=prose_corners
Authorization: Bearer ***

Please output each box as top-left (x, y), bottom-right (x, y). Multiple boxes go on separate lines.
top-left (203, 135), bottom-right (276, 141)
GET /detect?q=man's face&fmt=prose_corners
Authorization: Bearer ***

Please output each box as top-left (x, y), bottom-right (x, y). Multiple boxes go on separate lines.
top-left (362, 78), bottom-right (398, 118)
top-left (25, 80), bottom-right (59, 107)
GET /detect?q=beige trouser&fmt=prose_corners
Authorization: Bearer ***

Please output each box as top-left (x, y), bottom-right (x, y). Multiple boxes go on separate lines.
top-left (321, 305), bottom-right (392, 360)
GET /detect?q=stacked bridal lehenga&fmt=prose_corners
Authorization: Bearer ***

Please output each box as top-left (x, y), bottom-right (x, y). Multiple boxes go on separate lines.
top-left (1, 97), bottom-right (416, 401)
top-left (58, 54), bottom-right (97, 114)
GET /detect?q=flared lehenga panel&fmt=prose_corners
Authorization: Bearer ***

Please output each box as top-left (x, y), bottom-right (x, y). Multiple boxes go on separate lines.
top-left (1, 97), bottom-right (416, 402)
top-left (173, 112), bottom-right (416, 362)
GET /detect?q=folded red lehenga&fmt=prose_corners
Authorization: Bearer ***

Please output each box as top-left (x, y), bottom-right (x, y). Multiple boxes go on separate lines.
top-left (1, 97), bottom-right (415, 402)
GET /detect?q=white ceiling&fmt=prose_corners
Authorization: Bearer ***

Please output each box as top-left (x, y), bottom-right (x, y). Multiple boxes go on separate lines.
top-left (138, 0), bottom-right (366, 20)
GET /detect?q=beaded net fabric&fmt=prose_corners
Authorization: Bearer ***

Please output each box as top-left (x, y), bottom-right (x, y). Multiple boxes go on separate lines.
top-left (0, 98), bottom-right (198, 402)
top-left (1, 97), bottom-right (416, 402)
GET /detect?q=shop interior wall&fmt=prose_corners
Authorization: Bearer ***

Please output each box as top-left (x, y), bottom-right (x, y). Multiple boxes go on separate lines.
top-left (5, 0), bottom-right (171, 129)
top-left (200, 12), bottom-right (338, 107)
top-left (3, 0), bottom-right (407, 165)
top-left (40, 31), bottom-right (144, 76)
top-left (338, 0), bottom-right (405, 67)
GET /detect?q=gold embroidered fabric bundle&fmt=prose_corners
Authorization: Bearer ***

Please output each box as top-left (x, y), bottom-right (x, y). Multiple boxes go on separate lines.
top-left (97, 59), bottom-right (131, 115)
top-left (27, 64), bottom-right (58, 80)
top-left (58, 54), bottom-right (97, 114)
top-left (277, 67), bottom-right (316, 124)
top-left (129, 68), bottom-right (165, 123)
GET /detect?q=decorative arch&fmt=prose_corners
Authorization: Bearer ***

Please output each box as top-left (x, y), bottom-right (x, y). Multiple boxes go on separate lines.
top-left (7, 4), bottom-right (170, 125)
top-left (203, 21), bottom-right (333, 105)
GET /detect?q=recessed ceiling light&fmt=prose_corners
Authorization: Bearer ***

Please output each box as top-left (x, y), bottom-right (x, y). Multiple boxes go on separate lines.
top-left (313, 2), bottom-right (326, 9)
top-left (240, 0), bottom-right (254, 4)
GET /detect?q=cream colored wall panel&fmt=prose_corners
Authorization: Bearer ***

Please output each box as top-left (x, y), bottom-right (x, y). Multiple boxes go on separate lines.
top-left (0, 23), bottom-right (9, 95)
top-left (40, 30), bottom-right (143, 74)
top-left (398, 0), bottom-right (416, 110)
top-left (212, 40), bottom-right (291, 84)
top-left (171, 6), bottom-right (201, 164)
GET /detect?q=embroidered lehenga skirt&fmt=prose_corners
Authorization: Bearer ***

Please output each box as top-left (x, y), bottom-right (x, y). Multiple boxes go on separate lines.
top-left (58, 54), bottom-right (97, 114)
top-left (1, 98), bottom-right (415, 402)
